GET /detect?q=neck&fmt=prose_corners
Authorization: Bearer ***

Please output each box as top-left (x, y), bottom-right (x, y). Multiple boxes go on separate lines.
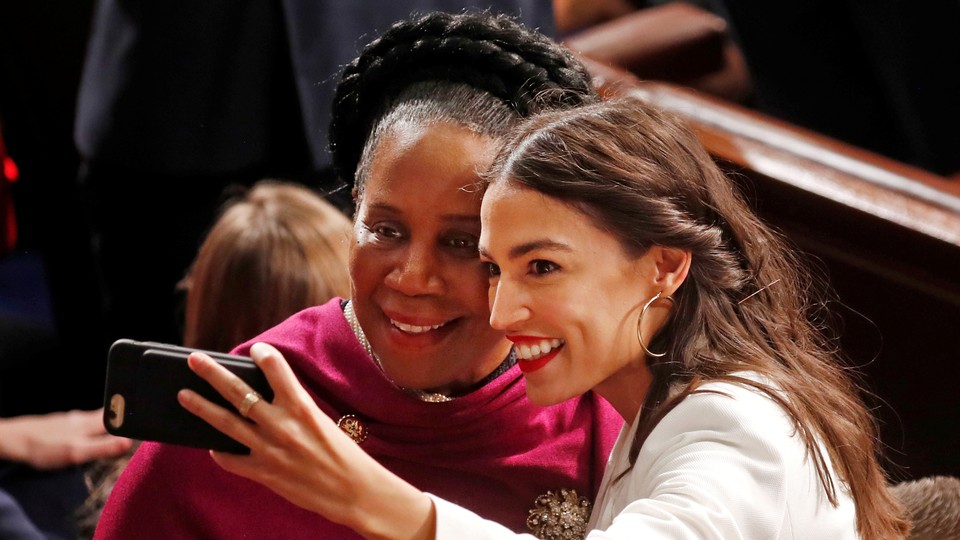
top-left (593, 361), bottom-right (652, 422)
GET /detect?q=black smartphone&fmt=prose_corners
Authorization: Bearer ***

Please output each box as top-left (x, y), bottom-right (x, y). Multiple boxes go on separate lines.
top-left (103, 338), bottom-right (273, 454)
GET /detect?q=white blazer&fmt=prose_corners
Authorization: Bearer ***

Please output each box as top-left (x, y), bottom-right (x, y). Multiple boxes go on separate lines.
top-left (431, 375), bottom-right (858, 539)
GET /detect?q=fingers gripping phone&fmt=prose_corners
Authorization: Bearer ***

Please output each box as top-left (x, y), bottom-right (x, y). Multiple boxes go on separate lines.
top-left (103, 339), bottom-right (273, 454)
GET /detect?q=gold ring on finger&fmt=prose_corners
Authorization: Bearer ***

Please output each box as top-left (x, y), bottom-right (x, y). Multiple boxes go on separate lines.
top-left (237, 390), bottom-right (262, 419)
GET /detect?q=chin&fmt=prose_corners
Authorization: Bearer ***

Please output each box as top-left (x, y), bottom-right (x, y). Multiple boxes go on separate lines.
top-left (524, 386), bottom-right (567, 407)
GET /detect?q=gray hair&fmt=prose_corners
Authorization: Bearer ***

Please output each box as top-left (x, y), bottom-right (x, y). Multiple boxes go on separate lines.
top-left (354, 81), bottom-right (516, 197)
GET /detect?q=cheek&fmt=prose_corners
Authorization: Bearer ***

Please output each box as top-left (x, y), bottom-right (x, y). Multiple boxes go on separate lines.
top-left (537, 288), bottom-right (588, 325)
top-left (552, 289), bottom-right (622, 352)
top-left (453, 262), bottom-right (496, 313)
top-left (348, 246), bottom-right (381, 291)
top-left (347, 227), bottom-right (364, 266)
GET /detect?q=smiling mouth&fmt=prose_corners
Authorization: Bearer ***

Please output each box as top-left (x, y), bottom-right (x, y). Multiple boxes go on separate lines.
top-left (515, 339), bottom-right (564, 361)
top-left (389, 319), bottom-right (450, 334)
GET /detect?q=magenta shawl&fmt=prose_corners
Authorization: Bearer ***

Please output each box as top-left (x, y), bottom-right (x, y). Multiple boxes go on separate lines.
top-left (95, 298), bottom-right (622, 539)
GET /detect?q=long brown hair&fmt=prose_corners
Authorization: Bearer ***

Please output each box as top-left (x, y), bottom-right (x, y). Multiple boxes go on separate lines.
top-left (181, 180), bottom-right (352, 351)
top-left (487, 98), bottom-right (909, 539)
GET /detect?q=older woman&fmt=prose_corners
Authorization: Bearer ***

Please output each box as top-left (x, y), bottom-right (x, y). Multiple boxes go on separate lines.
top-left (94, 12), bottom-right (621, 540)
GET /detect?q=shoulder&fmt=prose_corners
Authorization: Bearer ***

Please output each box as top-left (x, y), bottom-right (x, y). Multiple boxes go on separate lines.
top-left (226, 298), bottom-right (389, 409)
top-left (608, 377), bottom-right (810, 536)
top-left (595, 375), bottom-right (856, 537)
top-left (268, 298), bottom-right (347, 334)
top-left (662, 375), bottom-right (797, 445)
top-left (635, 374), bottom-right (806, 500)
top-left (231, 298), bottom-right (348, 356)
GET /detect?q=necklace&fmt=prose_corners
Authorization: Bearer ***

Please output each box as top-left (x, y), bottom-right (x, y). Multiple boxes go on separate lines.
top-left (343, 300), bottom-right (454, 403)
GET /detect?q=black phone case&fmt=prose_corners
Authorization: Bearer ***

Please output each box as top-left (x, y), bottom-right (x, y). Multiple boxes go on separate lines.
top-left (103, 339), bottom-right (273, 454)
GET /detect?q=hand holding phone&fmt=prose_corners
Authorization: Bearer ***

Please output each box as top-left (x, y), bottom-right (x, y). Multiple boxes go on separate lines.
top-left (103, 339), bottom-right (273, 454)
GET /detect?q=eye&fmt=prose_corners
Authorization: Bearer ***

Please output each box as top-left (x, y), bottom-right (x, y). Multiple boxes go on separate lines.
top-left (442, 233), bottom-right (480, 259)
top-left (445, 235), bottom-right (479, 252)
top-left (530, 260), bottom-right (559, 275)
top-left (485, 262), bottom-right (501, 277)
top-left (370, 223), bottom-right (403, 240)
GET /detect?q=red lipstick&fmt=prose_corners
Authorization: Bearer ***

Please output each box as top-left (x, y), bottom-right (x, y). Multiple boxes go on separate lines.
top-left (507, 336), bottom-right (563, 374)
top-left (517, 347), bottom-right (560, 374)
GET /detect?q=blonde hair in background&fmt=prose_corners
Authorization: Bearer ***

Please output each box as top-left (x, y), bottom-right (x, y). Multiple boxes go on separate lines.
top-left (76, 180), bottom-right (351, 539)
top-left (181, 179), bottom-right (352, 352)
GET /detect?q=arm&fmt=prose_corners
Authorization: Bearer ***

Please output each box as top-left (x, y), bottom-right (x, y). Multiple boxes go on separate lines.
top-left (180, 343), bottom-right (543, 540)
top-left (0, 409), bottom-right (132, 470)
top-left (178, 342), bottom-right (436, 540)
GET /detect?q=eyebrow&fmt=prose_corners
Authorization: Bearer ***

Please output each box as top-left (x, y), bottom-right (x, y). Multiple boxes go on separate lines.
top-left (365, 203), bottom-right (480, 225)
top-left (480, 239), bottom-right (572, 260)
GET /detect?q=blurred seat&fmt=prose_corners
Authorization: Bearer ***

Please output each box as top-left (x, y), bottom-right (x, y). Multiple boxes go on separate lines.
top-left (563, 2), bottom-right (753, 103)
top-left (614, 78), bottom-right (960, 301)
top-left (890, 476), bottom-right (960, 540)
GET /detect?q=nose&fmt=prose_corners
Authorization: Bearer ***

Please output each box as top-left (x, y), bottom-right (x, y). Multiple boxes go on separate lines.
top-left (384, 243), bottom-right (445, 296)
top-left (488, 277), bottom-right (531, 331)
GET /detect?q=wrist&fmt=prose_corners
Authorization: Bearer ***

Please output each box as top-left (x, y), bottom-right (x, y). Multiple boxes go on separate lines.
top-left (0, 418), bottom-right (28, 462)
top-left (353, 467), bottom-right (435, 540)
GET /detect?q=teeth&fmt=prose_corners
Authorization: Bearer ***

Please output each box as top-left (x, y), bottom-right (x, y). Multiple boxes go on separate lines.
top-left (517, 339), bottom-right (564, 361)
top-left (391, 319), bottom-right (446, 334)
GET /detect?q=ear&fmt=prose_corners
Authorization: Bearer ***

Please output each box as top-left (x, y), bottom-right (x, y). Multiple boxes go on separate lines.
top-left (650, 246), bottom-right (691, 296)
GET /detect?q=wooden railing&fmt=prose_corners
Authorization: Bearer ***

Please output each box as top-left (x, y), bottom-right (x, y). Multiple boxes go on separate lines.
top-left (628, 80), bottom-right (960, 302)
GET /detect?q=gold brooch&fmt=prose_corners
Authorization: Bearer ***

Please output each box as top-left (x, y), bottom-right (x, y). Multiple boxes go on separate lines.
top-left (526, 488), bottom-right (592, 540)
top-left (336, 414), bottom-right (368, 444)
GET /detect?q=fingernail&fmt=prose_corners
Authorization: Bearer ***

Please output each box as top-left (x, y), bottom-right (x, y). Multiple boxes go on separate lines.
top-left (249, 342), bottom-right (269, 361)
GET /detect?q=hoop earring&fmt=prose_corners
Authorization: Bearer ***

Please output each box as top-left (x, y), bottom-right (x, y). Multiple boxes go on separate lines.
top-left (636, 291), bottom-right (676, 358)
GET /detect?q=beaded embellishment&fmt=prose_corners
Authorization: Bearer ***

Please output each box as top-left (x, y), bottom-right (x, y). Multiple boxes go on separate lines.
top-left (526, 489), bottom-right (592, 540)
top-left (336, 414), bottom-right (369, 444)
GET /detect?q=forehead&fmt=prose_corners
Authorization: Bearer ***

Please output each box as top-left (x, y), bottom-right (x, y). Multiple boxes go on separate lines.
top-left (361, 122), bottom-right (498, 214)
top-left (481, 181), bottom-right (627, 248)
top-left (482, 182), bottom-right (584, 236)
top-left (481, 181), bottom-right (567, 218)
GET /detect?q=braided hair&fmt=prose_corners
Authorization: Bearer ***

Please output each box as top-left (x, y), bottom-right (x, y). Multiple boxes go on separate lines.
top-left (329, 10), bottom-right (598, 194)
